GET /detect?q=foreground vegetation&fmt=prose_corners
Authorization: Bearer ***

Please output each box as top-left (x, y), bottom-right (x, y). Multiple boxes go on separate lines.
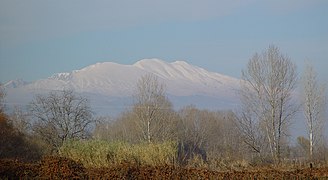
top-left (2, 136), bottom-right (328, 179)
top-left (1, 156), bottom-right (328, 179)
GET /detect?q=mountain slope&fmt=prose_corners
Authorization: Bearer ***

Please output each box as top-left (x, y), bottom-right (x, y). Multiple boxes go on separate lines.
top-left (3, 59), bottom-right (241, 115)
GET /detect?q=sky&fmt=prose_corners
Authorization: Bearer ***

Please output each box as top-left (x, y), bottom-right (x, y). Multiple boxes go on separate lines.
top-left (0, 0), bottom-right (327, 84)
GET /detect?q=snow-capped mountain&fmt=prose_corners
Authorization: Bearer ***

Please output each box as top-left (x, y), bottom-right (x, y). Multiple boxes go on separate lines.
top-left (3, 59), bottom-right (241, 115)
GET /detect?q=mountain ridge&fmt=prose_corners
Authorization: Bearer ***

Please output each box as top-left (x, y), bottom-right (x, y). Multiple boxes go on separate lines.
top-left (4, 59), bottom-right (240, 97)
top-left (3, 59), bottom-right (241, 115)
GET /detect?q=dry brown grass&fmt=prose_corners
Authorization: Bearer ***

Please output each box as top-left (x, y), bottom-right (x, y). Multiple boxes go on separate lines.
top-left (1, 156), bottom-right (328, 179)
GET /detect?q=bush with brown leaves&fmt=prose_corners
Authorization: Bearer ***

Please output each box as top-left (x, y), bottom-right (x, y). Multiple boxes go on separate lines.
top-left (38, 156), bottom-right (87, 179)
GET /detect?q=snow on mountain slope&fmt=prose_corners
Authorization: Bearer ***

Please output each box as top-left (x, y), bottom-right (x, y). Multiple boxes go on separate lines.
top-left (63, 62), bottom-right (146, 96)
top-left (5, 59), bottom-right (240, 97)
top-left (133, 59), bottom-right (240, 96)
top-left (3, 59), bottom-right (241, 115)
top-left (17, 62), bottom-right (146, 96)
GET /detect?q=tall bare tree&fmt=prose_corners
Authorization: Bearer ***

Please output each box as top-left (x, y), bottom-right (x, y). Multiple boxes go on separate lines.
top-left (133, 74), bottom-right (175, 143)
top-left (239, 45), bottom-right (298, 163)
top-left (301, 64), bottom-right (327, 160)
top-left (29, 90), bottom-right (95, 151)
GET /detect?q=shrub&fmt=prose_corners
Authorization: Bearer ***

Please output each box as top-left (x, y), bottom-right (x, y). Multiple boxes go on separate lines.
top-left (39, 156), bottom-right (87, 179)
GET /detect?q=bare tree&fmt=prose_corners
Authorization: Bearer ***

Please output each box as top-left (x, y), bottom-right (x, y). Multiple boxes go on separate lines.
top-left (29, 90), bottom-right (95, 151)
top-left (239, 45), bottom-right (298, 163)
top-left (301, 64), bottom-right (327, 160)
top-left (133, 74), bottom-right (175, 143)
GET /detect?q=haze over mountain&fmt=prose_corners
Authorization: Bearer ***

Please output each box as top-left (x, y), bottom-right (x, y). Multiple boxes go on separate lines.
top-left (4, 59), bottom-right (241, 115)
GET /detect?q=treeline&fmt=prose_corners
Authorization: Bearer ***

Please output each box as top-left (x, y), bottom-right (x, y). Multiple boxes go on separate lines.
top-left (0, 45), bottom-right (327, 169)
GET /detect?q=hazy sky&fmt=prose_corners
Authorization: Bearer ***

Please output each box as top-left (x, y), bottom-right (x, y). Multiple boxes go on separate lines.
top-left (0, 0), bottom-right (327, 83)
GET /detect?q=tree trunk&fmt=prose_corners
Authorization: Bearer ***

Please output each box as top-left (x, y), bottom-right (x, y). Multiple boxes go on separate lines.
top-left (147, 118), bottom-right (151, 143)
top-left (309, 128), bottom-right (313, 160)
